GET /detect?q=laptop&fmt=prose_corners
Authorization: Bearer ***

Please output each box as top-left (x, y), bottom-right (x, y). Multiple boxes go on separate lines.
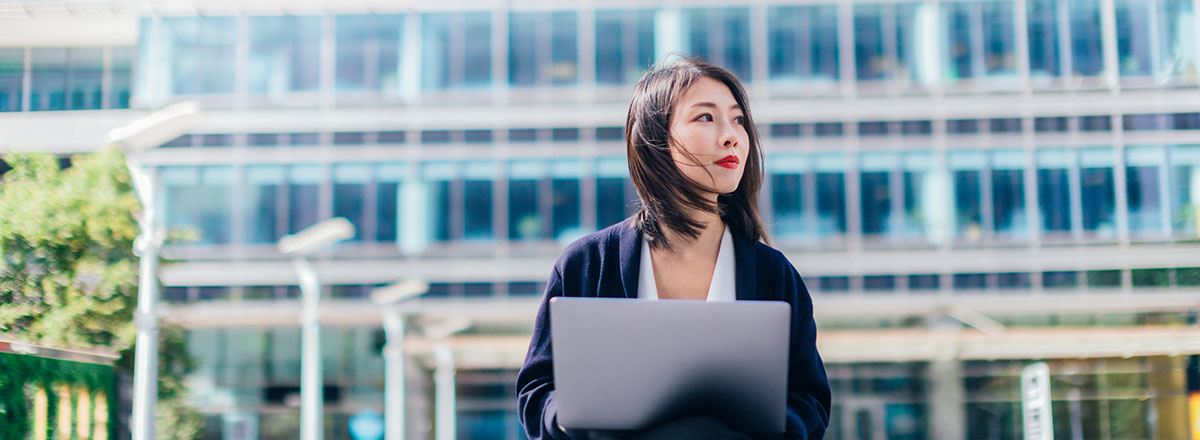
top-left (549, 297), bottom-right (791, 434)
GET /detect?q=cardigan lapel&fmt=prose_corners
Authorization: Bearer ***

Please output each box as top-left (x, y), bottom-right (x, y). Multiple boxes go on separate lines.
top-left (616, 220), bottom-right (641, 299)
top-left (731, 232), bottom-right (758, 301)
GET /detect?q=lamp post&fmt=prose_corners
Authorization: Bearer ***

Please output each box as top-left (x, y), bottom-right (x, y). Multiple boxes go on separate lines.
top-left (279, 217), bottom-right (355, 440)
top-left (370, 279), bottom-right (429, 440)
top-left (105, 101), bottom-right (201, 440)
top-left (423, 318), bottom-right (472, 440)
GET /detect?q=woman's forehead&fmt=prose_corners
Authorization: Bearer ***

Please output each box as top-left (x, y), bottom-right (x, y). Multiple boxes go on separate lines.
top-left (677, 77), bottom-right (739, 110)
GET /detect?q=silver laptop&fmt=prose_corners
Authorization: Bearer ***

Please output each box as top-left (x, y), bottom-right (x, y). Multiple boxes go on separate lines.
top-left (549, 297), bottom-right (791, 434)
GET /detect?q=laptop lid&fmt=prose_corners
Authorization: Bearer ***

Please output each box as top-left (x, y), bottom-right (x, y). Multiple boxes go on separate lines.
top-left (549, 297), bottom-right (791, 434)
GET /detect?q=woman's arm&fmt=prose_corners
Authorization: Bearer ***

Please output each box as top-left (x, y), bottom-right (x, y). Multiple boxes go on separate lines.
top-left (781, 264), bottom-right (832, 438)
top-left (516, 266), bottom-right (576, 440)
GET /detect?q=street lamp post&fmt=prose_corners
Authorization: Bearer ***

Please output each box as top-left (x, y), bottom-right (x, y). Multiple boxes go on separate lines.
top-left (370, 279), bottom-right (429, 440)
top-left (105, 101), bottom-right (201, 440)
top-left (423, 318), bottom-right (472, 440)
top-left (279, 218), bottom-right (355, 440)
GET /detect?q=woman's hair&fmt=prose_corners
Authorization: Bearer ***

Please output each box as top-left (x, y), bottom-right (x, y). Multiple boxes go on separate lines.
top-left (625, 56), bottom-right (767, 250)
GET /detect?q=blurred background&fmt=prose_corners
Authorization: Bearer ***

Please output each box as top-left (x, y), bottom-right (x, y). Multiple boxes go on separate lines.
top-left (1, 0), bottom-right (1200, 438)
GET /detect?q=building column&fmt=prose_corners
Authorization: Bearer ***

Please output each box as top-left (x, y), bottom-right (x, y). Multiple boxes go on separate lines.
top-left (928, 357), bottom-right (965, 439)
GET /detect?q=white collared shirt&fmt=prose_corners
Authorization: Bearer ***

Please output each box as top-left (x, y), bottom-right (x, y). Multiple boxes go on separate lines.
top-left (638, 225), bottom-right (737, 301)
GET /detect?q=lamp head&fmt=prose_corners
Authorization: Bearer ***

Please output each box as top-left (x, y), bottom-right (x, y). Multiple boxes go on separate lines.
top-left (278, 217), bottom-right (356, 256)
top-left (106, 101), bottom-right (201, 152)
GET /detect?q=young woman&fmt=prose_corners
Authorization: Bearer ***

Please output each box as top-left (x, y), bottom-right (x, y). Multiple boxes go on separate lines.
top-left (517, 57), bottom-right (831, 439)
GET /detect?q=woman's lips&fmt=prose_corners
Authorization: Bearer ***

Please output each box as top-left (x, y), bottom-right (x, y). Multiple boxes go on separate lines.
top-left (715, 155), bottom-right (739, 169)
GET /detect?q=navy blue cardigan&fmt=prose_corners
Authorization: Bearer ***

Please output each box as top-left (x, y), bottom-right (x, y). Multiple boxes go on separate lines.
top-left (516, 220), bottom-right (832, 439)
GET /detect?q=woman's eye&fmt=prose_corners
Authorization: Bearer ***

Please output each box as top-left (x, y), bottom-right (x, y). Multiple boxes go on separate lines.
top-left (695, 113), bottom-right (713, 122)
top-left (733, 116), bottom-right (745, 125)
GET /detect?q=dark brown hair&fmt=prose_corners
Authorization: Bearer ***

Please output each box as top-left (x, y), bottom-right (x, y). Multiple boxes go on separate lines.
top-left (626, 56), bottom-right (767, 250)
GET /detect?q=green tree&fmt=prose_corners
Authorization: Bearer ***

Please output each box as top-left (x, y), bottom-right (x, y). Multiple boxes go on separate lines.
top-left (0, 147), bottom-right (202, 439)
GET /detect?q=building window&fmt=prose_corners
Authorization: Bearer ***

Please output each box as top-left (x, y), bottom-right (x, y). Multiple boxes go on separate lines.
top-left (551, 178), bottom-right (581, 240)
top-left (551, 160), bottom-right (583, 241)
top-left (770, 123), bottom-right (804, 138)
top-left (596, 157), bottom-right (634, 231)
top-left (1027, 0), bottom-right (1062, 78)
top-left (30, 48), bottom-right (106, 111)
top-left (989, 118), bottom-right (1022, 134)
top-left (109, 47), bottom-right (133, 109)
top-left (157, 17), bottom-right (237, 95)
top-left (288, 165), bottom-right (324, 235)
top-left (509, 11), bottom-right (578, 87)
top-left (684, 7), bottom-right (752, 81)
top-left (817, 276), bottom-right (850, 292)
top-left (860, 153), bottom-right (895, 237)
top-left (509, 178), bottom-right (540, 240)
top-left (551, 127), bottom-right (579, 142)
top-left (950, 151), bottom-right (984, 241)
top-left (1034, 116), bottom-right (1069, 132)
top-left (289, 132), bottom-right (320, 146)
top-left (858, 121), bottom-right (891, 136)
top-left (771, 172), bottom-right (804, 239)
top-left (991, 150), bottom-right (1028, 239)
top-left (248, 15), bottom-right (321, 94)
top-left (767, 5), bottom-right (840, 84)
top-left (509, 128), bottom-right (538, 142)
top-left (1070, 0), bottom-right (1105, 77)
top-left (953, 273), bottom-right (988, 290)
top-left (594, 9), bottom-right (655, 85)
top-left (1169, 145), bottom-right (1200, 237)
top-left (1086, 270), bottom-right (1122, 288)
top-left (908, 274), bottom-right (941, 290)
top-left (1116, 0), bottom-right (1196, 79)
top-left (422, 12), bottom-right (492, 90)
top-left (378, 131), bottom-right (406, 144)
top-left (333, 132), bottom-right (366, 146)
top-left (376, 164), bottom-right (404, 243)
top-left (1037, 149), bottom-right (1073, 235)
top-left (942, 1), bottom-right (1017, 82)
top-left (1042, 270), bottom-right (1078, 289)
top-left (161, 166), bottom-right (234, 245)
top-left (996, 272), bottom-right (1031, 289)
top-left (464, 129), bottom-right (493, 144)
top-left (1124, 114), bottom-right (1166, 131)
top-left (814, 122), bottom-right (844, 137)
top-left (947, 119), bottom-right (980, 134)
top-left (1080, 148), bottom-right (1116, 236)
top-left (1079, 115), bottom-right (1112, 131)
top-left (333, 164), bottom-right (369, 242)
top-left (816, 156), bottom-right (848, 237)
top-left (863, 275), bottom-right (896, 291)
top-left (595, 126), bottom-right (624, 142)
top-left (246, 166), bottom-right (283, 243)
top-left (901, 120), bottom-right (933, 135)
top-left (0, 49), bottom-right (22, 112)
top-left (853, 3), bottom-right (925, 83)
top-left (463, 179), bottom-right (493, 241)
top-left (335, 14), bottom-right (403, 93)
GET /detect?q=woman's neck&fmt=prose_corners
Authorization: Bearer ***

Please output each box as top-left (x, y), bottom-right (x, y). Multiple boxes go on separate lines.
top-left (659, 205), bottom-right (725, 258)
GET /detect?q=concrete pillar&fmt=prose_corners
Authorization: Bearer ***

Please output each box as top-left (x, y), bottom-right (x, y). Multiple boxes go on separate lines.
top-left (928, 357), bottom-right (965, 439)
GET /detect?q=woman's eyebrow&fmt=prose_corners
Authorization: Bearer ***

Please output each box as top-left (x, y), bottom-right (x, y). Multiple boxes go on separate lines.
top-left (689, 102), bottom-right (743, 111)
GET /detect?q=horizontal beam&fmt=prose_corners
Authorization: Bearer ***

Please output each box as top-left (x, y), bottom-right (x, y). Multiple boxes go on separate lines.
top-left (156, 243), bottom-right (1200, 286)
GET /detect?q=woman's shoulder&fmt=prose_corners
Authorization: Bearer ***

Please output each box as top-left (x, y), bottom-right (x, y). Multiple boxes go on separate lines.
top-left (749, 238), bottom-right (800, 276)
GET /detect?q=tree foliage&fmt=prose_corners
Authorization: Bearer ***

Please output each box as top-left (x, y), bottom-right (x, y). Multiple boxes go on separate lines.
top-left (0, 147), bottom-right (201, 439)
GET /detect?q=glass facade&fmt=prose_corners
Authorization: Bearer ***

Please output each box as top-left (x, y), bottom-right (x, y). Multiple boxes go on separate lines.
top-left (0, 46), bottom-right (132, 112)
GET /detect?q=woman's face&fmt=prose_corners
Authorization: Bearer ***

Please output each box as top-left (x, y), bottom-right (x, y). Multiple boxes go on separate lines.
top-left (668, 76), bottom-right (749, 197)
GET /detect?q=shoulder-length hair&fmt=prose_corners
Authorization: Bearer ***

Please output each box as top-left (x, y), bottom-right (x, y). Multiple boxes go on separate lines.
top-left (625, 56), bottom-right (767, 250)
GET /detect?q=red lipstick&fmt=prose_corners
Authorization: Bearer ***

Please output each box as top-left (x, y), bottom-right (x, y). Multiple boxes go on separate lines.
top-left (715, 155), bottom-right (739, 169)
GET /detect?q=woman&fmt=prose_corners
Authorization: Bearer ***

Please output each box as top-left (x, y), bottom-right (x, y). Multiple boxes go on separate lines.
top-left (517, 57), bottom-right (831, 439)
